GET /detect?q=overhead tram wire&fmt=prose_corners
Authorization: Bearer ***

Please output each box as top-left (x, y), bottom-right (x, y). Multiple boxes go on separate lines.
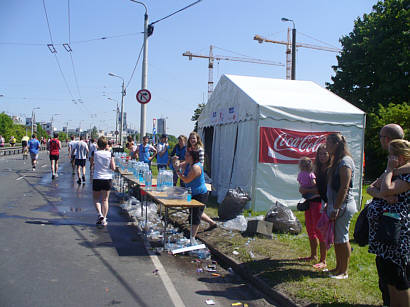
top-left (42, 0), bottom-right (90, 117)
top-left (0, 33), bottom-right (142, 47)
top-left (126, 43), bottom-right (144, 89)
top-left (150, 0), bottom-right (203, 25)
top-left (42, 0), bottom-right (76, 103)
top-left (66, 0), bottom-right (86, 110)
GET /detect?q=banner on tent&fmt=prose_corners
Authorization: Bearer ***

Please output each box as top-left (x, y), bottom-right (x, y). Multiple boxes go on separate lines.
top-left (259, 127), bottom-right (333, 164)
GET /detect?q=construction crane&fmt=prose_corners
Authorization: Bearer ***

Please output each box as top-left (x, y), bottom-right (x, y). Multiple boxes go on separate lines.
top-left (254, 30), bottom-right (341, 80)
top-left (183, 45), bottom-right (284, 99)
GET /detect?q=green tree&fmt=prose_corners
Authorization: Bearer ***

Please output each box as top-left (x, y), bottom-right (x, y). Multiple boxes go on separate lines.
top-left (0, 112), bottom-right (14, 137)
top-left (191, 103), bottom-right (205, 132)
top-left (91, 126), bottom-right (98, 139)
top-left (326, 0), bottom-right (409, 112)
top-left (365, 102), bottom-right (409, 179)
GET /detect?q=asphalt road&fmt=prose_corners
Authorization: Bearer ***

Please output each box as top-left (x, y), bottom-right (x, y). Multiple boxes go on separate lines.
top-left (0, 149), bottom-right (274, 307)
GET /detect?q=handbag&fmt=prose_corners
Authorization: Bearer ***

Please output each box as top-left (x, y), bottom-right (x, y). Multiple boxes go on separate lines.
top-left (297, 199), bottom-right (310, 211)
top-left (353, 205), bottom-right (369, 246)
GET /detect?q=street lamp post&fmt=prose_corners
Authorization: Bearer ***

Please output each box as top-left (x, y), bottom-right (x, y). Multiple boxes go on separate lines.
top-left (107, 97), bottom-right (119, 144)
top-left (31, 107), bottom-right (40, 135)
top-left (108, 73), bottom-right (126, 147)
top-left (51, 113), bottom-right (61, 136)
top-left (130, 0), bottom-right (149, 141)
top-left (281, 17), bottom-right (296, 80)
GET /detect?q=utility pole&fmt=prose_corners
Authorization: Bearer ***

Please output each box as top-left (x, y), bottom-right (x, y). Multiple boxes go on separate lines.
top-left (281, 18), bottom-right (296, 80)
top-left (31, 107), bottom-right (40, 135)
top-left (140, 9), bottom-right (149, 141)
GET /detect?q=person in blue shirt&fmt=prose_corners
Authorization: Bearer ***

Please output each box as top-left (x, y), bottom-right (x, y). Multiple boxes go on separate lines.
top-left (170, 135), bottom-right (187, 186)
top-left (177, 150), bottom-right (217, 241)
top-left (156, 134), bottom-right (169, 171)
top-left (138, 136), bottom-right (157, 169)
top-left (28, 134), bottom-right (40, 171)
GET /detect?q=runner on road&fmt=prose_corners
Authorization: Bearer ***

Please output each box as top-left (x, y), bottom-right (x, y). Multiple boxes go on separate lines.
top-left (47, 132), bottom-right (62, 179)
top-left (93, 136), bottom-right (115, 226)
top-left (21, 135), bottom-right (29, 160)
top-left (89, 138), bottom-right (97, 171)
top-left (28, 134), bottom-right (40, 171)
top-left (75, 136), bottom-right (89, 184)
top-left (68, 136), bottom-right (78, 175)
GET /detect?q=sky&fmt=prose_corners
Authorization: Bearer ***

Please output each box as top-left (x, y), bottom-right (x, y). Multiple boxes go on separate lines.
top-left (0, 0), bottom-right (377, 137)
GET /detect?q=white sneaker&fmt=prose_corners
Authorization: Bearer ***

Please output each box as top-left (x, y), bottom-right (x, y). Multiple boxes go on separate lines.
top-left (55, 173), bottom-right (59, 178)
top-left (101, 218), bottom-right (108, 226)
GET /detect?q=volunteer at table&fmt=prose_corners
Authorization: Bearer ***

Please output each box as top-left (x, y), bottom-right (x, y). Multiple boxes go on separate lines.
top-left (177, 150), bottom-right (217, 241)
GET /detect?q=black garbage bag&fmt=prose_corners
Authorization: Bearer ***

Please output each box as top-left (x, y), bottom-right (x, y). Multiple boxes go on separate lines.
top-left (264, 201), bottom-right (302, 235)
top-left (218, 187), bottom-right (251, 221)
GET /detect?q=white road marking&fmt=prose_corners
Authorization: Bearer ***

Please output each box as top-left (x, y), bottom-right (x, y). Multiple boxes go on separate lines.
top-left (41, 164), bottom-right (47, 168)
top-left (140, 230), bottom-right (185, 307)
top-left (16, 176), bottom-right (25, 181)
top-left (149, 254), bottom-right (186, 307)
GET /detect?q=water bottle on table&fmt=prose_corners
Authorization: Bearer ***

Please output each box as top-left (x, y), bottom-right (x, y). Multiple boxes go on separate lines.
top-left (187, 187), bottom-right (192, 202)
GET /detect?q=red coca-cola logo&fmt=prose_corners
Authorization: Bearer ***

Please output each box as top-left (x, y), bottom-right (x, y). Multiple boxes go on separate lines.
top-left (259, 128), bottom-right (333, 164)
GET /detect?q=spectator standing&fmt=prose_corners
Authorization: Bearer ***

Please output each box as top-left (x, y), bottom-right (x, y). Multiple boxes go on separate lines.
top-left (156, 134), bottom-right (169, 171)
top-left (298, 144), bottom-right (330, 270)
top-left (367, 123), bottom-right (407, 306)
top-left (170, 135), bottom-right (187, 186)
top-left (0, 135), bottom-right (4, 147)
top-left (47, 132), bottom-right (62, 179)
top-left (187, 131), bottom-right (204, 165)
top-left (138, 136), bottom-right (157, 169)
top-left (325, 133), bottom-right (356, 280)
top-left (75, 136), bottom-right (89, 184)
top-left (28, 134), bottom-right (40, 171)
top-left (93, 136), bottom-right (115, 227)
top-left (367, 139), bottom-right (410, 307)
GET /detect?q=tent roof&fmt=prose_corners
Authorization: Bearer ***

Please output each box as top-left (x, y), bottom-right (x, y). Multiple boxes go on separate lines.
top-left (198, 74), bottom-right (365, 128)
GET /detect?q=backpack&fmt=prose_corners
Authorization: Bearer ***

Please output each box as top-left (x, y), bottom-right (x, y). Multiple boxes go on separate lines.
top-left (353, 204), bottom-right (369, 246)
top-left (50, 139), bottom-right (60, 155)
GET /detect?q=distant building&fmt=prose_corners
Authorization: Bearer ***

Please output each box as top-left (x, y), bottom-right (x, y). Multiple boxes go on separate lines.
top-left (11, 116), bottom-right (23, 125)
top-left (41, 122), bottom-right (53, 135)
top-left (157, 118), bottom-right (166, 135)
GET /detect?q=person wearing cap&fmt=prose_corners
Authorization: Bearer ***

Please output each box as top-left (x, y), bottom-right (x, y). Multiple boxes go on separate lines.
top-left (157, 134), bottom-right (169, 171)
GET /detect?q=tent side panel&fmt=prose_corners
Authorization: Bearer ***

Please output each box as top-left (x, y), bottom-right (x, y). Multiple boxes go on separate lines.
top-left (253, 118), bottom-right (364, 211)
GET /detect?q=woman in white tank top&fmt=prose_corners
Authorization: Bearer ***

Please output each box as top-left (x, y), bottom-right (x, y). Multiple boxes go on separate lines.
top-left (92, 137), bottom-right (116, 226)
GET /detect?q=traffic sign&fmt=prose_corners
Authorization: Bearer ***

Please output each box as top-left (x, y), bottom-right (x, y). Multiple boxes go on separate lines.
top-left (136, 89), bottom-right (151, 104)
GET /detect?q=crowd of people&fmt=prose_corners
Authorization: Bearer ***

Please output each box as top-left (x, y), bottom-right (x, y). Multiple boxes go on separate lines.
top-left (296, 124), bottom-right (409, 306)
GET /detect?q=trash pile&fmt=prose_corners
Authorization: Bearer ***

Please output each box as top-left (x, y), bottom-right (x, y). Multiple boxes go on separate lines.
top-left (218, 188), bottom-right (302, 236)
top-left (119, 196), bottom-right (212, 259)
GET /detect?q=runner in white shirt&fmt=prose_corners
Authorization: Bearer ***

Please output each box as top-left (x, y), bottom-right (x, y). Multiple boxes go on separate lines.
top-left (93, 136), bottom-right (115, 226)
top-left (68, 135), bottom-right (78, 175)
top-left (75, 136), bottom-right (89, 184)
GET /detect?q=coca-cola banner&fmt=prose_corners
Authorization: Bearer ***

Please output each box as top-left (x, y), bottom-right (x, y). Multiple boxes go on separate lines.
top-left (259, 127), bottom-right (333, 164)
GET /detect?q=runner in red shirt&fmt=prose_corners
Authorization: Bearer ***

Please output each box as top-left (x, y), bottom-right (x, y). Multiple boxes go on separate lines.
top-left (47, 132), bottom-right (62, 180)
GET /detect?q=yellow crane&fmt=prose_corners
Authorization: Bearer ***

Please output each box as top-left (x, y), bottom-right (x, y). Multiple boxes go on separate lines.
top-left (183, 45), bottom-right (284, 99)
top-left (254, 30), bottom-right (341, 79)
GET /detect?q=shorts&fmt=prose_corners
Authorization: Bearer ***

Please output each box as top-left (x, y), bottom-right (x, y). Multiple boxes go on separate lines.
top-left (30, 152), bottom-right (38, 160)
top-left (327, 200), bottom-right (356, 244)
top-left (75, 159), bottom-right (86, 167)
top-left (92, 179), bottom-right (112, 191)
top-left (22, 141), bottom-right (27, 147)
top-left (376, 256), bottom-right (409, 290)
top-left (191, 192), bottom-right (208, 225)
top-left (49, 154), bottom-right (59, 161)
top-left (304, 200), bottom-right (324, 241)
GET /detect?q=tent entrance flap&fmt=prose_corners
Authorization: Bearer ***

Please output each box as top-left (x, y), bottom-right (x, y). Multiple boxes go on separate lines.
top-left (203, 126), bottom-right (214, 176)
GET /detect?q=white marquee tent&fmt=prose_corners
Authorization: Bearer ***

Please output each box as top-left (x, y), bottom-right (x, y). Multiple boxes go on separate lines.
top-left (198, 74), bottom-right (366, 211)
